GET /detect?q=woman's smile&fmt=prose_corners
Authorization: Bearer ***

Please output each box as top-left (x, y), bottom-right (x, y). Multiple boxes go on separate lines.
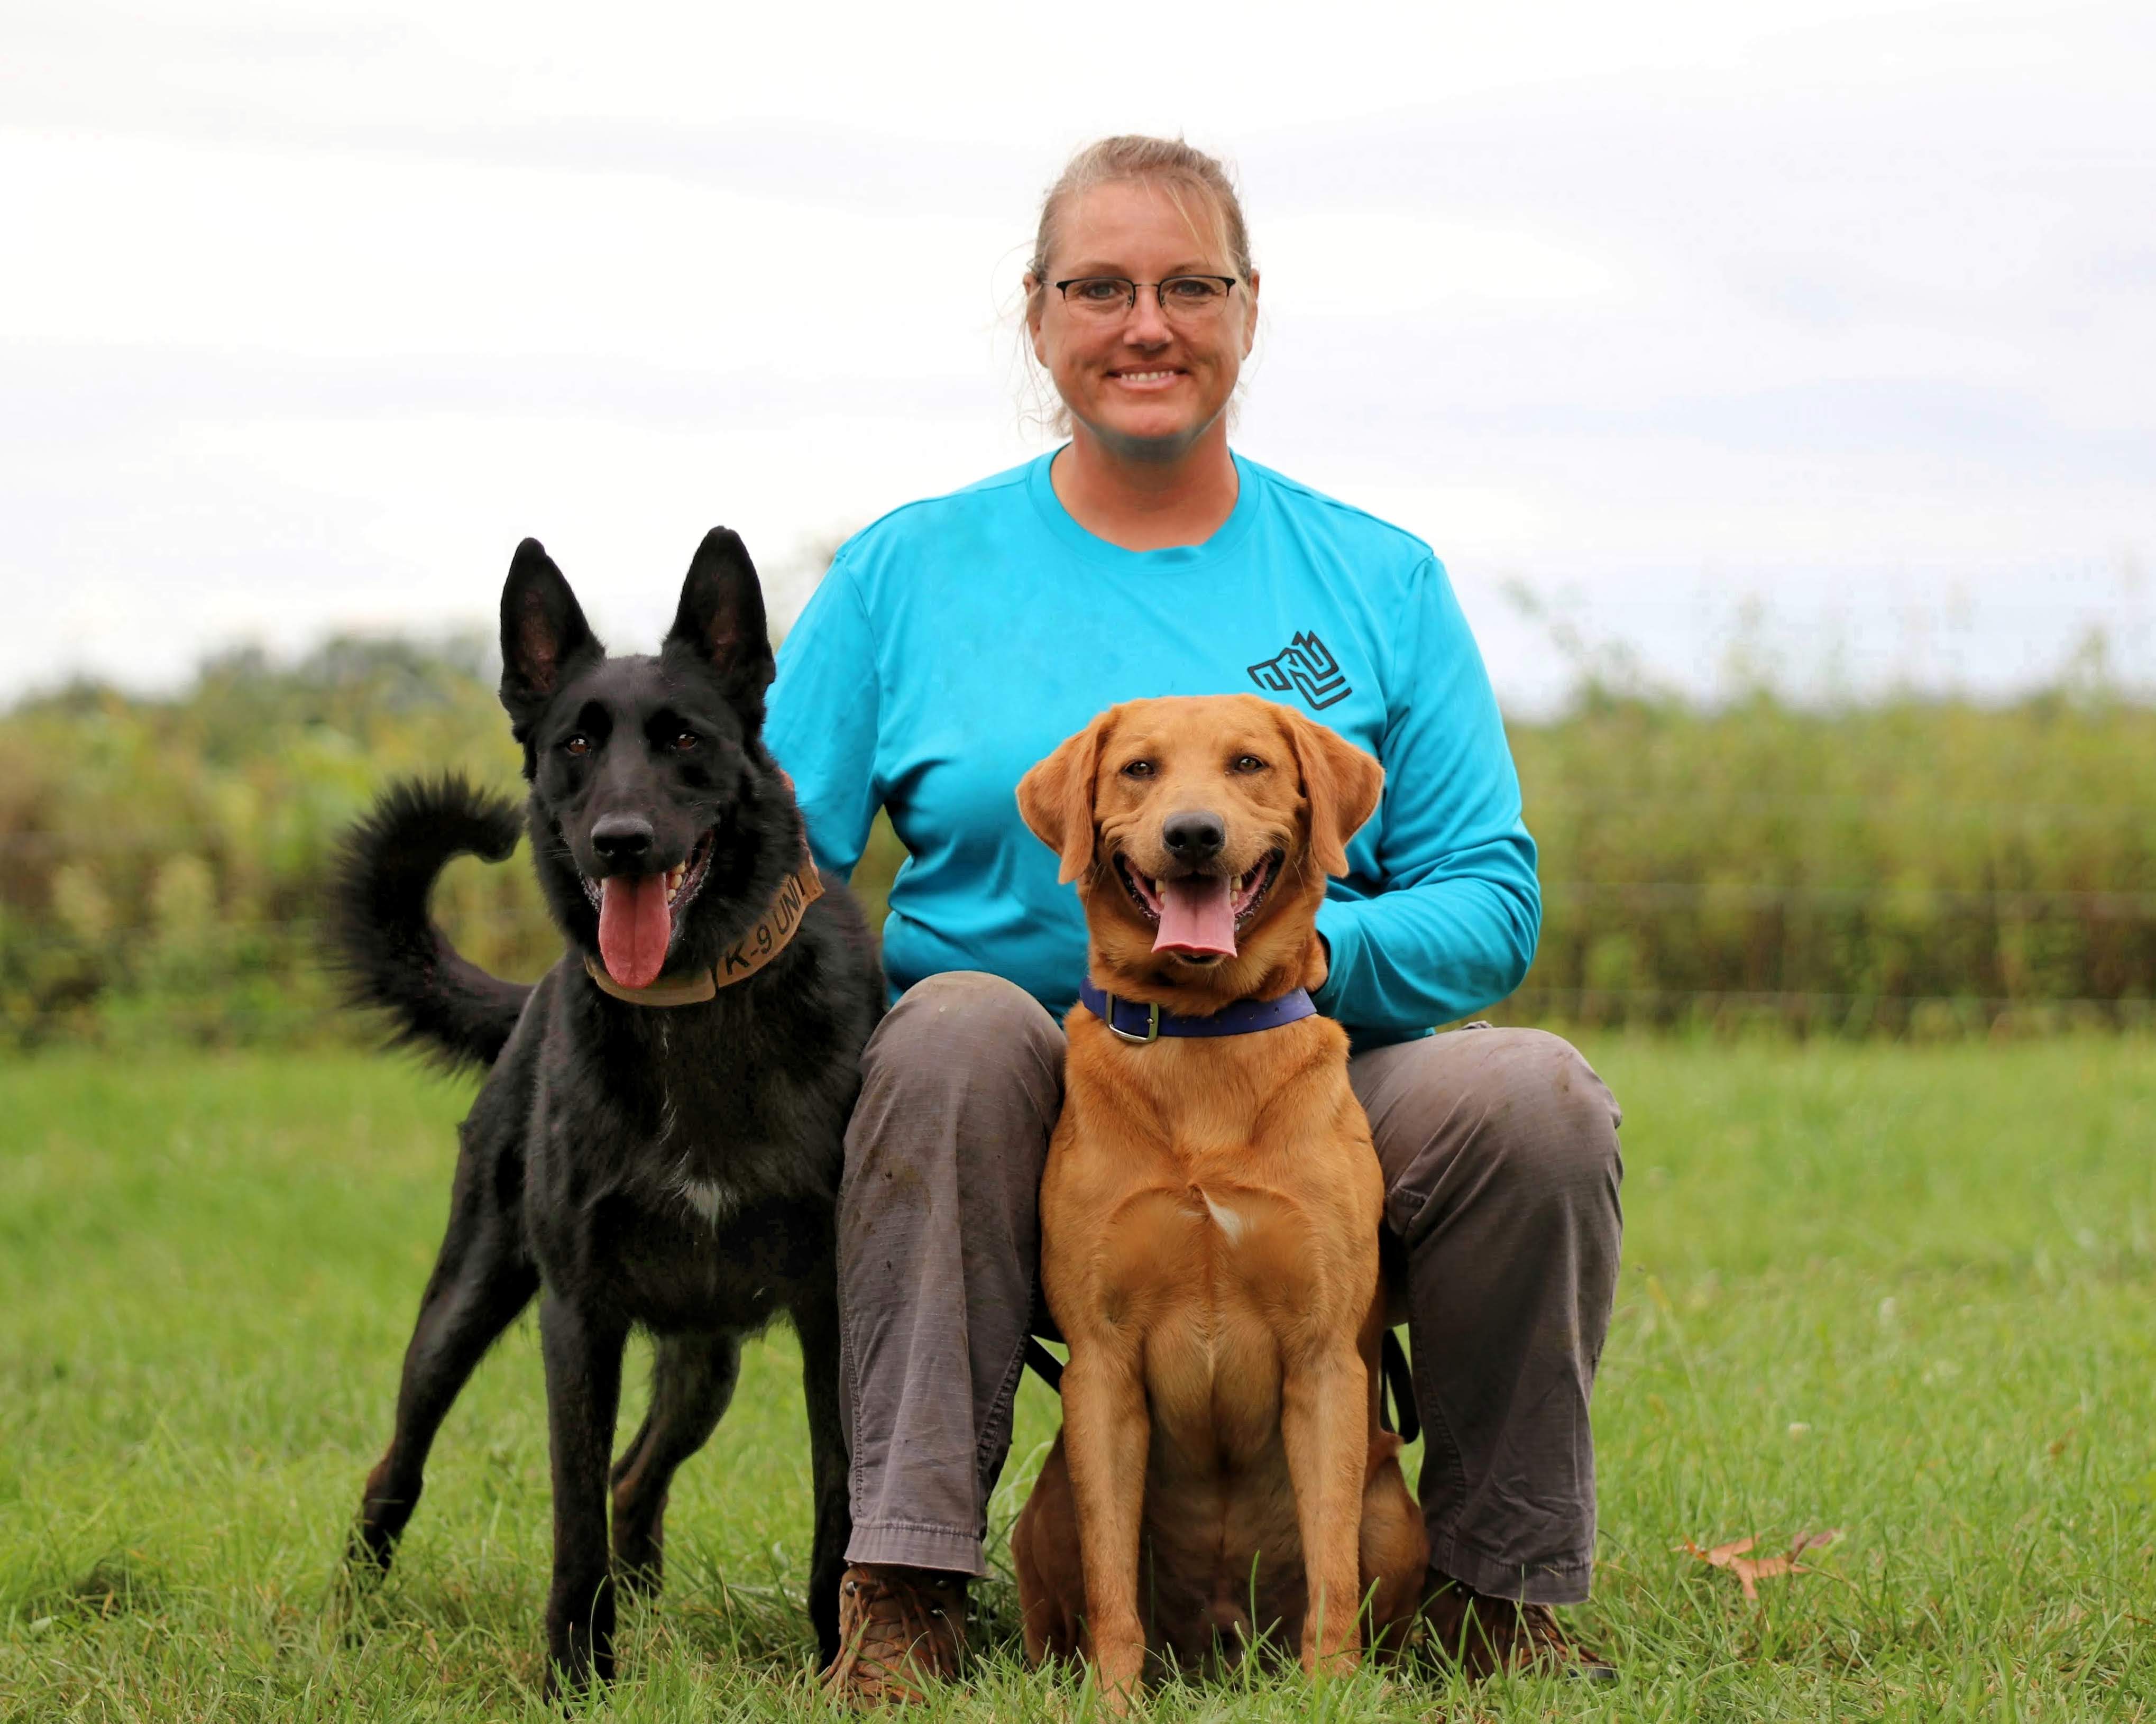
top-left (1107, 367), bottom-right (1187, 390)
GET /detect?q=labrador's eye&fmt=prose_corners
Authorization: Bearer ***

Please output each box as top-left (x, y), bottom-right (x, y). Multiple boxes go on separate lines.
top-left (563, 733), bottom-right (593, 757)
top-left (670, 730), bottom-right (699, 753)
top-left (1122, 760), bottom-right (1155, 778)
top-left (1233, 754), bottom-right (1267, 774)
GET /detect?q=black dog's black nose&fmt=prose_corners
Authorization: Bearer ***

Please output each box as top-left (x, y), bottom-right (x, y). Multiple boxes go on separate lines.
top-left (591, 815), bottom-right (655, 865)
top-left (1161, 811), bottom-right (1227, 861)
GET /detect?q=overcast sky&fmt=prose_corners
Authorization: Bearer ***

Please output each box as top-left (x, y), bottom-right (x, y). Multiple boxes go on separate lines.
top-left (3, 0), bottom-right (2150, 711)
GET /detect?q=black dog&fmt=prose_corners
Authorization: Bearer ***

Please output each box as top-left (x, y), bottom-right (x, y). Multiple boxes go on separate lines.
top-left (329, 529), bottom-right (883, 1690)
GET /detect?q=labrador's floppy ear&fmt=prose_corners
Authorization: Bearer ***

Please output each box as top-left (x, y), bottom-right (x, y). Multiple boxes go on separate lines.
top-left (1283, 708), bottom-right (1385, 877)
top-left (666, 526), bottom-right (775, 728)
top-left (499, 538), bottom-right (602, 740)
top-left (1016, 710), bottom-right (1115, 885)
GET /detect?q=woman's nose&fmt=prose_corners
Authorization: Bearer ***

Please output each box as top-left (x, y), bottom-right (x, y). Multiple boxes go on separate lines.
top-left (1123, 290), bottom-right (1172, 344)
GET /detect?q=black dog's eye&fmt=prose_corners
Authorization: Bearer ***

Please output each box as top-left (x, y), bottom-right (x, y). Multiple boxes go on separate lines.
top-left (669, 730), bottom-right (699, 753)
top-left (562, 733), bottom-right (593, 757)
top-left (1121, 759), bottom-right (1155, 778)
top-left (1233, 754), bottom-right (1267, 773)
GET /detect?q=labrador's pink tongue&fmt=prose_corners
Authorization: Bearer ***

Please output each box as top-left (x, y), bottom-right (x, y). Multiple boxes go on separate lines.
top-left (1153, 875), bottom-right (1238, 958)
top-left (598, 875), bottom-right (671, 989)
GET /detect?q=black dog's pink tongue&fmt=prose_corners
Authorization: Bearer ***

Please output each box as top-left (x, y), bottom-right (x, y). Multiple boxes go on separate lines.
top-left (598, 875), bottom-right (671, 989)
top-left (1153, 875), bottom-right (1238, 958)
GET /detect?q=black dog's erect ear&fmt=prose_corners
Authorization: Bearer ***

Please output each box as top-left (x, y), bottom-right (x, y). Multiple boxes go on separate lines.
top-left (499, 538), bottom-right (601, 736)
top-left (666, 527), bottom-right (775, 727)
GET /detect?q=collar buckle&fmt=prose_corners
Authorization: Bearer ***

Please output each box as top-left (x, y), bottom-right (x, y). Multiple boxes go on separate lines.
top-left (1104, 993), bottom-right (1161, 1045)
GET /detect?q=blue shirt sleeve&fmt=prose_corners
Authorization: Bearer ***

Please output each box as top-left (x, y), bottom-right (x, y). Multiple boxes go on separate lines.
top-left (766, 554), bottom-right (883, 877)
top-left (1311, 558), bottom-right (1540, 1036)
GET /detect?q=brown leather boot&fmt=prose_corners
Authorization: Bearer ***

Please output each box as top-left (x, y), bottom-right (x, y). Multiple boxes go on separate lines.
top-left (819, 1563), bottom-right (967, 1705)
top-left (1418, 1574), bottom-right (1617, 1682)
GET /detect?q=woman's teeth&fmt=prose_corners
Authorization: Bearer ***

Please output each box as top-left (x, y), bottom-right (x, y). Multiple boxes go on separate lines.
top-left (1117, 370), bottom-right (1178, 382)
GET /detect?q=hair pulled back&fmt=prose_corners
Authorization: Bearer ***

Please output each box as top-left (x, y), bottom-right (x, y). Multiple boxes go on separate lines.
top-left (1026, 134), bottom-right (1253, 299)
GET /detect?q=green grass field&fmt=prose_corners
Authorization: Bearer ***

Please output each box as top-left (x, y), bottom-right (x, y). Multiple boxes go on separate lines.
top-left (2, 1040), bottom-right (2152, 1720)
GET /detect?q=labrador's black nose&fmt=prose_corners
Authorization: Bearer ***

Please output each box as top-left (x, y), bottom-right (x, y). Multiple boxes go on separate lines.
top-left (1161, 810), bottom-right (1227, 861)
top-left (591, 815), bottom-right (655, 865)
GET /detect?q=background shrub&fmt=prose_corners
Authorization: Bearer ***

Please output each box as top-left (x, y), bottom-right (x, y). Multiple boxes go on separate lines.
top-left (3, 645), bottom-right (2149, 1046)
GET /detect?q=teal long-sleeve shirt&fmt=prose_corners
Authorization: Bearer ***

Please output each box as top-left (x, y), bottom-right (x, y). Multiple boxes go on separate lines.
top-left (765, 450), bottom-right (1539, 1049)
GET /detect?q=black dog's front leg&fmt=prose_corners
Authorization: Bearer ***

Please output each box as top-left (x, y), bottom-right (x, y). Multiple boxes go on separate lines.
top-left (540, 1288), bottom-right (629, 1695)
top-left (354, 1169), bottom-right (537, 1574)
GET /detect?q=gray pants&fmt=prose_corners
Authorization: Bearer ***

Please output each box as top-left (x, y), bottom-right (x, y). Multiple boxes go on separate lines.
top-left (835, 971), bottom-right (1623, 1606)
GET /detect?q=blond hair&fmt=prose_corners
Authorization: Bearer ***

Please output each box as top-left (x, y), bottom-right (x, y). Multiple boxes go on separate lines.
top-left (1025, 134), bottom-right (1254, 297)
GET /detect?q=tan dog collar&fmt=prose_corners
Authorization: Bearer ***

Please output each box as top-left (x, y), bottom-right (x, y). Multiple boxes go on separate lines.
top-left (583, 856), bottom-right (824, 1007)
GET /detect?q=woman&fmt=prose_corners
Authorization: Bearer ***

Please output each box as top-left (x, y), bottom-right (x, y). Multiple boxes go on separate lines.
top-left (768, 135), bottom-right (1621, 1699)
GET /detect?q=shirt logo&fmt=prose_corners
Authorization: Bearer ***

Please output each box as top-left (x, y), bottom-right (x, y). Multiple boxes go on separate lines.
top-left (1247, 630), bottom-right (1352, 711)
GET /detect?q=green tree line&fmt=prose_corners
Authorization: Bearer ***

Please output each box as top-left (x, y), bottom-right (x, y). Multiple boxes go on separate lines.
top-left (3, 641), bottom-right (2151, 1047)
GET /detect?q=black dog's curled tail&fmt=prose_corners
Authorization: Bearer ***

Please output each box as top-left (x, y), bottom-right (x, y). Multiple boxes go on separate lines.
top-left (327, 775), bottom-right (534, 1071)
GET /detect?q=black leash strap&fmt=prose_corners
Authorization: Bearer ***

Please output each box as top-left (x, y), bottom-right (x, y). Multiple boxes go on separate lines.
top-left (1379, 1328), bottom-right (1420, 1444)
top-left (1023, 1336), bottom-right (1065, 1392)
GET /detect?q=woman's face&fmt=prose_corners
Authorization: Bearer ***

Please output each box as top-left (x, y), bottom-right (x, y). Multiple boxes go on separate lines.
top-left (1028, 179), bottom-right (1259, 463)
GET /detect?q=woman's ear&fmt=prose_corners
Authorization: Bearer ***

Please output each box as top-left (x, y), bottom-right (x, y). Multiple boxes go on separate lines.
top-left (1016, 711), bottom-right (1113, 885)
top-left (1025, 275), bottom-right (1050, 366)
top-left (1284, 709), bottom-right (1385, 877)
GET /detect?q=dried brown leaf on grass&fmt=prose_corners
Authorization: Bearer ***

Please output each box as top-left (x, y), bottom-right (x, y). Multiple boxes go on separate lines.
top-left (1680, 1529), bottom-right (1842, 1599)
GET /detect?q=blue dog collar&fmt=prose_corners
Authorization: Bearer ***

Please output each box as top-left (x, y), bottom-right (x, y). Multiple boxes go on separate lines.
top-left (1076, 978), bottom-right (1318, 1045)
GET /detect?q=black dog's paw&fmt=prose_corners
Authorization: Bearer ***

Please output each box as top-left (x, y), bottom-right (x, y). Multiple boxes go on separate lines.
top-left (543, 1580), bottom-right (619, 1707)
top-left (612, 1556), bottom-right (664, 1604)
top-left (344, 1518), bottom-right (398, 1579)
top-left (327, 1535), bottom-right (400, 1646)
top-left (542, 1652), bottom-right (616, 1712)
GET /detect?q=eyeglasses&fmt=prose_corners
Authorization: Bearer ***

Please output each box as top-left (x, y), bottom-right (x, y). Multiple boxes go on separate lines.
top-left (1052, 275), bottom-right (1241, 319)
